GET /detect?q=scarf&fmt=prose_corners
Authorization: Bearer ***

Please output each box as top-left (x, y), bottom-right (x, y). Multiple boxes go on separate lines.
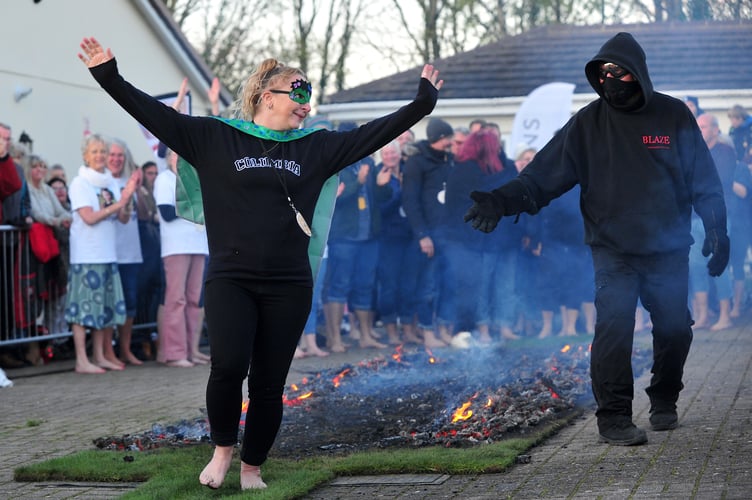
top-left (77, 165), bottom-right (115, 189)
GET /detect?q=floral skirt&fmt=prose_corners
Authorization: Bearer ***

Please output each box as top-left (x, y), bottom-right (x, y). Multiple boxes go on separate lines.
top-left (64, 263), bottom-right (127, 329)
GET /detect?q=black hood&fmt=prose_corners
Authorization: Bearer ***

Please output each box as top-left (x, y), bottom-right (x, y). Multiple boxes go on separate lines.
top-left (585, 32), bottom-right (654, 111)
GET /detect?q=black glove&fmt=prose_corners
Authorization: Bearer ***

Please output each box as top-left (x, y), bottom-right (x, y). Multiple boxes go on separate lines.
top-left (464, 191), bottom-right (504, 233)
top-left (702, 228), bottom-right (730, 277)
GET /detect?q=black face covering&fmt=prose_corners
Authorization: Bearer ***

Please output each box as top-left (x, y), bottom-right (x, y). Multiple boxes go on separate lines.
top-left (601, 78), bottom-right (643, 110)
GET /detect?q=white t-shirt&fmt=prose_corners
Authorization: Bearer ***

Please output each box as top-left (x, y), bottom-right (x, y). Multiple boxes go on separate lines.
top-left (69, 168), bottom-right (122, 264)
top-left (112, 175), bottom-right (143, 264)
top-left (154, 169), bottom-right (209, 257)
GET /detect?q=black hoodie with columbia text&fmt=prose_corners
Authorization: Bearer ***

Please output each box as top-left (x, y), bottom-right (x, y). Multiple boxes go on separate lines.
top-left (493, 32), bottom-right (726, 255)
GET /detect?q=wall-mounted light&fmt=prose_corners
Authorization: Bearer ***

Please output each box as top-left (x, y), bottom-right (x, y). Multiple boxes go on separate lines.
top-left (14, 86), bottom-right (32, 103)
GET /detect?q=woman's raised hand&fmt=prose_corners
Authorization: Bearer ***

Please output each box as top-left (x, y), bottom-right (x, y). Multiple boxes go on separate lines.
top-left (421, 64), bottom-right (443, 91)
top-left (78, 37), bottom-right (114, 68)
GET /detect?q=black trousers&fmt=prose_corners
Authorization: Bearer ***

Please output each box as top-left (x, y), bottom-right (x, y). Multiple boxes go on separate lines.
top-left (590, 246), bottom-right (693, 425)
top-left (203, 278), bottom-right (312, 465)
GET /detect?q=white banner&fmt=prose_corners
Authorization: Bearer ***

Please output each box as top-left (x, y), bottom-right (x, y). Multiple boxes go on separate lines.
top-left (137, 91), bottom-right (191, 157)
top-left (507, 82), bottom-right (575, 159)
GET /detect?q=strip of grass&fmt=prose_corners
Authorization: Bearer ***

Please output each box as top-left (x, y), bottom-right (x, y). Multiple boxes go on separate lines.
top-left (14, 415), bottom-right (577, 499)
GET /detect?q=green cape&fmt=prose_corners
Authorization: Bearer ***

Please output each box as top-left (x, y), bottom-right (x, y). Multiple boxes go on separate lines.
top-left (175, 118), bottom-right (337, 280)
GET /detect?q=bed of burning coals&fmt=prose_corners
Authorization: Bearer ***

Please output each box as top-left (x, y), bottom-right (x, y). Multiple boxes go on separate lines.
top-left (93, 341), bottom-right (651, 457)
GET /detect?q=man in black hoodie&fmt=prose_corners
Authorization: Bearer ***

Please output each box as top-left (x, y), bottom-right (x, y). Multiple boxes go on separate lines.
top-left (465, 32), bottom-right (728, 445)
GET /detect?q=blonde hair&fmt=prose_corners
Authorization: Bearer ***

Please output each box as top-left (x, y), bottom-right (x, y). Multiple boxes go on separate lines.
top-left (23, 154), bottom-right (47, 185)
top-left (235, 58), bottom-right (307, 120)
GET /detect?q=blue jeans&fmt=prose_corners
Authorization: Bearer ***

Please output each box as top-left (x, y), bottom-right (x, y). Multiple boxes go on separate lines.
top-left (479, 247), bottom-right (518, 329)
top-left (118, 263), bottom-right (140, 318)
top-left (402, 237), bottom-right (438, 329)
top-left (377, 238), bottom-right (412, 324)
top-left (324, 239), bottom-right (379, 310)
top-left (443, 241), bottom-right (483, 330)
top-left (303, 257), bottom-right (327, 334)
top-left (689, 217), bottom-right (732, 299)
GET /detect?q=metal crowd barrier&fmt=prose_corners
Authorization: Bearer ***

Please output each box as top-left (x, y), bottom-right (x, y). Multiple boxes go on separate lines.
top-left (1, 225), bottom-right (71, 346)
top-left (1, 225), bottom-right (160, 349)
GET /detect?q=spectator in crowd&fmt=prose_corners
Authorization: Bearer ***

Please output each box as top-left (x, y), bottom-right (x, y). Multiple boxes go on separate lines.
top-left (135, 160), bottom-right (162, 343)
top-left (727, 104), bottom-right (752, 164)
top-left (0, 122), bottom-right (25, 369)
top-left (683, 96), bottom-right (704, 118)
top-left (47, 176), bottom-right (72, 332)
top-left (444, 130), bottom-right (505, 342)
top-left (468, 119), bottom-right (487, 133)
top-left (25, 155), bottom-right (72, 336)
top-left (106, 138), bottom-right (144, 366)
top-left (690, 113), bottom-right (747, 330)
top-left (402, 117), bottom-right (454, 348)
top-left (451, 126), bottom-right (469, 156)
top-left (376, 139), bottom-right (419, 345)
top-left (323, 121), bottom-right (391, 352)
top-left (79, 36), bottom-right (441, 490)
top-left (65, 133), bottom-right (140, 373)
top-left (464, 32), bottom-right (727, 445)
top-left (154, 149), bottom-right (209, 367)
top-left (47, 164), bottom-right (67, 183)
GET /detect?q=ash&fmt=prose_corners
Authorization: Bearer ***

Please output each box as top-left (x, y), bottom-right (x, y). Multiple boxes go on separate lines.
top-left (94, 342), bottom-right (651, 458)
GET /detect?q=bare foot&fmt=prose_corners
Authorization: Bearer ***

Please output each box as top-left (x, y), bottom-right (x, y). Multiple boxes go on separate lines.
top-left (710, 319), bottom-right (732, 331)
top-left (439, 332), bottom-right (453, 344)
top-left (558, 330), bottom-right (577, 337)
top-left (190, 357), bottom-right (209, 365)
top-left (192, 351), bottom-right (211, 362)
top-left (501, 327), bottom-right (520, 340)
top-left (478, 332), bottom-right (493, 344)
top-left (240, 461), bottom-right (267, 490)
top-left (75, 361), bottom-right (106, 374)
top-left (387, 335), bottom-right (401, 345)
top-left (423, 331), bottom-right (447, 348)
top-left (537, 328), bottom-right (552, 339)
top-left (308, 347), bottom-right (329, 357)
top-left (199, 446), bottom-right (233, 489)
top-left (121, 352), bottom-right (143, 365)
top-left (403, 333), bottom-right (422, 344)
top-left (166, 359), bottom-right (194, 368)
top-left (104, 355), bottom-right (126, 368)
top-left (359, 338), bottom-right (387, 349)
top-left (730, 308), bottom-right (740, 318)
top-left (293, 347), bottom-right (306, 359)
top-left (329, 343), bottom-right (347, 353)
top-left (94, 358), bottom-right (125, 371)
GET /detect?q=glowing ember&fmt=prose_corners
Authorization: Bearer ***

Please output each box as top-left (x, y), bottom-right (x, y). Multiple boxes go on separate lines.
top-left (283, 391), bottom-right (314, 407)
top-left (561, 344), bottom-right (571, 353)
top-left (332, 368), bottom-right (350, 388)
top-left (392, 345), bottom-right (404, 363)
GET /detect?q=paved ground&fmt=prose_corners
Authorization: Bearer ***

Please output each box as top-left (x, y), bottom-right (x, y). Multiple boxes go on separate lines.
top-left (1, 317), bottom-right (750, 499)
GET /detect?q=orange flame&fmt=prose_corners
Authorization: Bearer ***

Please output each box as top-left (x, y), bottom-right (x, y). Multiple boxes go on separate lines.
top-left (561, 344), bottom-right (571, 353)
top-left (290, 383), bottom-right (299, 391)
top-left (332, 368), bottom-right (350, 388)
top-left (485, 398), bottom-right (493, 408)
top-left (451, 401), bottom-right (473, 423)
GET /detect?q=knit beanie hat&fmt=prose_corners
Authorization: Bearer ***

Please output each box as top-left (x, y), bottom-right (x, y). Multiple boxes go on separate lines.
top-left (426, 118), bottom-right (453, 143)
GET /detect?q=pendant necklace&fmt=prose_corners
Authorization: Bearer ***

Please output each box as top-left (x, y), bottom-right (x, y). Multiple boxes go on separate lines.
top-left (260, 138), bottom-right (312, 237)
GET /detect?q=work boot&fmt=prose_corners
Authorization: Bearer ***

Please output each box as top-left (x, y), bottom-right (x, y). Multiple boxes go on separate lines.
top-left (598, 417), bottom-right (648, 446)
top-left (649, 400), bottom-right (678, 431)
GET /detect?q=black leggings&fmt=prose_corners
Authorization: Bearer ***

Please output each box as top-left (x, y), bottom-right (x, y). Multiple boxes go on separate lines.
top-left (203, 278), bottom-right (312, 465)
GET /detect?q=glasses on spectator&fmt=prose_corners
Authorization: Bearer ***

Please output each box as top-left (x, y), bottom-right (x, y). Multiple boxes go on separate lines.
top-left (599, 62), bottom-right (629, 79)
top-left (268, 79), bottom-right (312, 105)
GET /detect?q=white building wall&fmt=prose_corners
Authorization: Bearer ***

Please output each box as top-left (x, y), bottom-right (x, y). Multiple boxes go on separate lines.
top-left (0, 0), bottom-right (213, 176)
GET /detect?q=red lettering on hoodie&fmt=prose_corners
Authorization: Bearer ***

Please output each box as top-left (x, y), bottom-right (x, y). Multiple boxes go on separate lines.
top-left (643, 135), bottom-right (671, 149)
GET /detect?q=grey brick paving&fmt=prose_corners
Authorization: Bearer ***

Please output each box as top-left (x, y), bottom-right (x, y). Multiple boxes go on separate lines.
top-left (0, 319), bottom-right (750, 499)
